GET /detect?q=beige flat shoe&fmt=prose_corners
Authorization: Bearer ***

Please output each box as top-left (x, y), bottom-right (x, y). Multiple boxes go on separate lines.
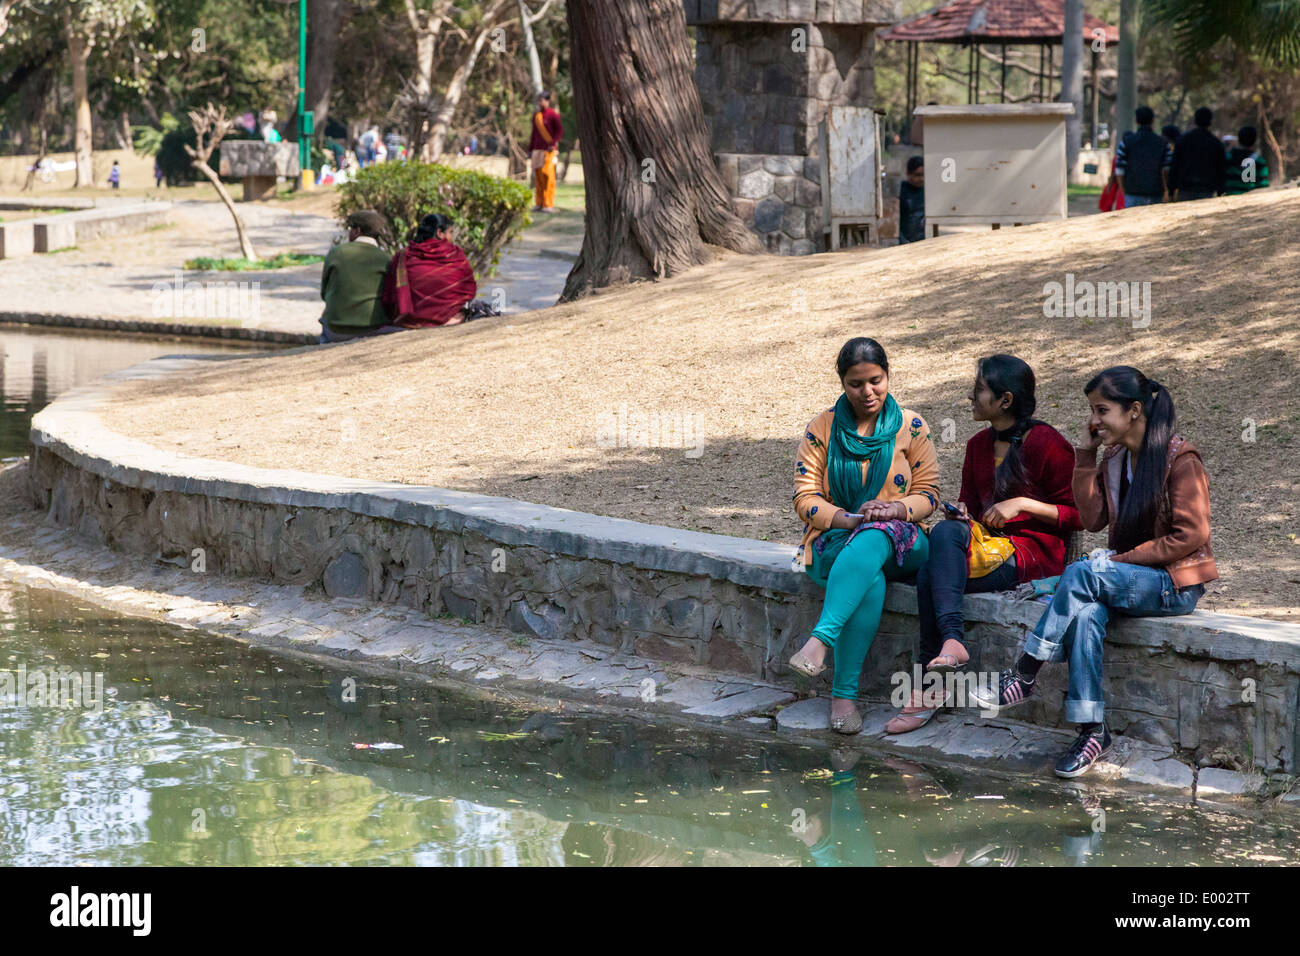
top-left (788, 650), bottom-right (827, 679)
top-left (830, 707), bottom-right (863, 735)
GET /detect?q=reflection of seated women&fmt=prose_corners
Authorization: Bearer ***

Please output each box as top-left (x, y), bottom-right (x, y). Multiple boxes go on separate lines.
top-left (790, 750), bottom-right (877, 867)
top-left (381, 213), bottom-right (477, 328)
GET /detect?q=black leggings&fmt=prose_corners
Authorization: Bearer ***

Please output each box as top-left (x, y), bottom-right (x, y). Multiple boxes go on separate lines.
top-left (915, 520), bottom-right (1019, 665)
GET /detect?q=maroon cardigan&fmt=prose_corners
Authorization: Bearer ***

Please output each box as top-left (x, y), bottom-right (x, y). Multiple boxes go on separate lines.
top-left (959, 424), bottom-right (1083, 583)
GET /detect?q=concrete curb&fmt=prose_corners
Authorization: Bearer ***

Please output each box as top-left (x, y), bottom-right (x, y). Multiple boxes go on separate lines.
top-left (0, 311), bottom-right (316, 345)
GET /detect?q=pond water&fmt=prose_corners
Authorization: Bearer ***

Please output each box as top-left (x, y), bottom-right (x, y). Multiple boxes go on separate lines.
top-left (0, 327), bottom-right (239, 461)
top-left (1, 581), bottom-right (1298, 867)
top-left (1, 328), bottom-right (1297, 866)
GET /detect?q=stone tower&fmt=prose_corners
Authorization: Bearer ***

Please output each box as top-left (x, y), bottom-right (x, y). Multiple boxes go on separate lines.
top-left (684, 0), bottom-right (898, 254)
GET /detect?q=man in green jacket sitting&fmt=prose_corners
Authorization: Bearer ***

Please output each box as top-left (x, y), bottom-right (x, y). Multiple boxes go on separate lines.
top-left (319, 210), bottom-right (397, 343)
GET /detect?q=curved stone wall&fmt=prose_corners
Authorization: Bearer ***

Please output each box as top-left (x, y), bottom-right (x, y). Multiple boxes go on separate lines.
top-left (26, 357), bottom-right (1300, 774)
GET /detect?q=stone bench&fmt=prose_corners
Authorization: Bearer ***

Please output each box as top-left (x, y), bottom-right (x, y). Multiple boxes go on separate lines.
top-left (26, 356), bottom-right (1300, 776)
top-left (0, 220), bottom-right (34, 259)
top-left (31, 202), bottom-right (171, 252)
top-left (219, 141), bottom-right (300, 202)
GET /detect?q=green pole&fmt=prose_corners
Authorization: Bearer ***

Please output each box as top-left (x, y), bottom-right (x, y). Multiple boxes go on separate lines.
top-left (298, 0), bottom-right (309, 176)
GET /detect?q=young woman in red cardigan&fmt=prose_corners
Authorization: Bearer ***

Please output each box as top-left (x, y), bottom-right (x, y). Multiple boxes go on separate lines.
top-left (886, 354), bottom-right (1082, 734)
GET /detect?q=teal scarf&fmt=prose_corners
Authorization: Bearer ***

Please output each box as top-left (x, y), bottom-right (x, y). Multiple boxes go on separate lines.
top-left (827, 392), bottom-right (902, 512)
top-left (809, 393), bottom-right (902, 585)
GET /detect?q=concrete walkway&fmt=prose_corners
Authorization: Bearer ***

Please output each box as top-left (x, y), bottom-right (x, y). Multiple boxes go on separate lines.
top-left (0, 199), bottom-right (581, 342)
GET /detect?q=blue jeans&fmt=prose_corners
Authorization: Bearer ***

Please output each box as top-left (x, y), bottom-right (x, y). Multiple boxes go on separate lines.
top-left (1124, 193), bottom-right (1160, 207)
top-left (1023, 559), bottom-right (1203, 723)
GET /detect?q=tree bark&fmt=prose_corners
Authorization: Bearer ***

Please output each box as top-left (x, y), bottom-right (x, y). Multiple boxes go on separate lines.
top-left (306, 0), bottom-right (346, 129)
top-left (516, 0), bottom-right (547, 95)
top-left (1116, 0), bottom-right (1139, 139)
top-left (68, 29), bottom-right (94, 187)
top-left (1059, 0), bottom-right (1084, 179)
top-left (561, 0), bottom-right (761, 302)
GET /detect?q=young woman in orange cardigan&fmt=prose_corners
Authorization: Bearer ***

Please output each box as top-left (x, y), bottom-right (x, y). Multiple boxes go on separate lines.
top-left (975, 366), bottom-right (1217, 778)
top-left (788, 337), bottom-right (940, 734)
top-left (886, 355), bottom-right (1082, 734)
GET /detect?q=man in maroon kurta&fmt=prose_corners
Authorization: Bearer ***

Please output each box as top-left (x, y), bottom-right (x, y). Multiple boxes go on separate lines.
top-left (529, 91), bottom-right (563, 212)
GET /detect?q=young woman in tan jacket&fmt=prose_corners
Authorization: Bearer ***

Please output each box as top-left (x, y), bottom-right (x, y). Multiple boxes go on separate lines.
top-left (975, 366), bottom-right (1216, 778)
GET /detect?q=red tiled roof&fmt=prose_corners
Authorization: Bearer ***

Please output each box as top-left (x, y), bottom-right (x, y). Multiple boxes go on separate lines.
top-left (881, 0), bottom-right (1118, 45)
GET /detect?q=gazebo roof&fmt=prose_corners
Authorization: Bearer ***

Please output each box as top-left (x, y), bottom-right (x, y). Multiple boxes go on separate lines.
top-left (881, 0), bottom-right (1118, 46)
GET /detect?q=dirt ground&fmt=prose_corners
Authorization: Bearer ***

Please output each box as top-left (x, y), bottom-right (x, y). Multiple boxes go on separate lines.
top-left (102, 188), bottom-right (1300, 620)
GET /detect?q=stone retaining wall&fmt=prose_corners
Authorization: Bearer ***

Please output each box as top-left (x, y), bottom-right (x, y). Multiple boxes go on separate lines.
top-left (27, 358), bottom-right (1300, 774)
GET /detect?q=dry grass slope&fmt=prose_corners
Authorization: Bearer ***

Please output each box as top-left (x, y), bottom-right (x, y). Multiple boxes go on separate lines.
top-left (104, 188), bottom-right (1300, 619)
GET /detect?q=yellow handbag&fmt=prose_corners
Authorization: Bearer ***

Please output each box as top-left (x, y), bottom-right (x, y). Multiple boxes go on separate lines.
top-left (967, 521), bottom-right (1015, 579)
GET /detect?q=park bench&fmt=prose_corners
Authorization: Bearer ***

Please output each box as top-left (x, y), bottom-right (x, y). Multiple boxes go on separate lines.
top-left (29, 201), bottom-right (171, 254)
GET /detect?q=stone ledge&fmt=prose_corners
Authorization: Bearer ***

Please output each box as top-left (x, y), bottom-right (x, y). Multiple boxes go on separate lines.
top-left (25, 356), bottom-right (1300, 773)
top-left (31, 357), bottom-right (1300, 664)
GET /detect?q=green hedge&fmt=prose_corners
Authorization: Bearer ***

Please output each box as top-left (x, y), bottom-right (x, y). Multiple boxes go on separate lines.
top-left (336, 162), bottom-right (532, 276)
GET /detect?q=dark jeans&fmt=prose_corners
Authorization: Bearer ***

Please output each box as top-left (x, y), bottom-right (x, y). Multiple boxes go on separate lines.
top-left (1178, 188), bottom-right (1216, 201)
top-left (915, 519), bottom-right (1019, 666)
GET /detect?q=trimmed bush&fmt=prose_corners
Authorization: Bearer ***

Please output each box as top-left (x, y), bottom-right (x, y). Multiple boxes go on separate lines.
top-left (335, 161), bottom-right (532, 276)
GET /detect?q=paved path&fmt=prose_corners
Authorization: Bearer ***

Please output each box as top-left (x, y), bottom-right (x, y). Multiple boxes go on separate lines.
top-left (0, 199), bottom-right (581, 340)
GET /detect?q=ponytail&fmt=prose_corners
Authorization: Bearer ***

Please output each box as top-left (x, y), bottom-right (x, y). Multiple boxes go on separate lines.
top-left (978, 354), bottom-right (1042, 501)
top-left (1084, 366), bottom-right (1177, 552)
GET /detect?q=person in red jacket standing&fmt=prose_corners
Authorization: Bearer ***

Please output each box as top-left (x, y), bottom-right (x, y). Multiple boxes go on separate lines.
top-left (529, 90), bottom-right (563, 213)
top-left (887, 354), bottom-right (1081, 734)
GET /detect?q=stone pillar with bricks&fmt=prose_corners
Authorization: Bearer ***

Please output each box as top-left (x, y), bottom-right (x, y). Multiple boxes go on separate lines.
top-left (685, 0), bottom-right (897, 255)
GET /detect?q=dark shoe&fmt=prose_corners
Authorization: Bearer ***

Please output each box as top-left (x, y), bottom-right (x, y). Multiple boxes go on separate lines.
top-left (1054, 725), bottom-right (1112, 778)
top-left (970, 670), bottom-right (1035, 712)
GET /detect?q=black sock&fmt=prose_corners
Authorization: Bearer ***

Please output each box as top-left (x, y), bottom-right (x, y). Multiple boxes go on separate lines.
top-left (1015, 654), bottom-right (1043, 683)
top-left (1080, 722), bottom-right (1104, 738)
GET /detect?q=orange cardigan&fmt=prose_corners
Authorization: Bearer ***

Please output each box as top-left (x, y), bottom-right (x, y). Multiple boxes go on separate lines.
top-left (793, 405), bottom-right (940, 568)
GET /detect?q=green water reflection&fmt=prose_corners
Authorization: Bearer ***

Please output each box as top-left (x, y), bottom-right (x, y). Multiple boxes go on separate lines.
top-left (1, 582), bottom-right (1298, 866)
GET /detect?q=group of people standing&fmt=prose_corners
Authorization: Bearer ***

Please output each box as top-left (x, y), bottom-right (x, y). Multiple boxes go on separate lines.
top-left (1110, 105), bottom-right (1270, 207)
top-left (790, 338), bottom-right (1215, 779)
top-left (318, 210), bottom-right (479, 344)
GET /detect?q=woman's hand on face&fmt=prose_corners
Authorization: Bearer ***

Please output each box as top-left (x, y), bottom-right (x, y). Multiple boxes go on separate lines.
top-left (1081, 418), bottom-right (1102, 451)
top-left (862, 499), bottom-right (907, 522)
top-left (981, 498), bottom-right (1023, 529)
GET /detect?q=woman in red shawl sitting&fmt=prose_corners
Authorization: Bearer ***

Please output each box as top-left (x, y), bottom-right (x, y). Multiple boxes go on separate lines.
top-left (381, 213), bottom-right (477, 328)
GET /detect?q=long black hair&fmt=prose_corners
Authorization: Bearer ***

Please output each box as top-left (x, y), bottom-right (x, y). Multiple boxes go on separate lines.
top-left (1084, 366), bottom-right (1177, 553)
top-left (836, 337), bottom-right (889, 379)
top-left (978, 354), bottom-right (1042, 501)
top-left (414, 213), bottom-right (455, 242)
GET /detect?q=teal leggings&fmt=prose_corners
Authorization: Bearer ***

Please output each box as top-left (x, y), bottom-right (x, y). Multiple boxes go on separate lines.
top-left (810, 529), bottom-right (929, 700)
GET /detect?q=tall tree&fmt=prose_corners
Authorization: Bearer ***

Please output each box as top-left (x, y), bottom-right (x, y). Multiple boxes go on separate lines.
top-left (402, 0), bottom-right (513, 159)
top-left (1059, 0), bottom-right (1083, 177)
top-left (1115, 0), bottom-right (1138, 136)
top-left (561, 0), bottom-right (760, 302)
top-left (515, 0), bottom-right (556, 96)
top-left (305, 0), bottom-right (346, 129)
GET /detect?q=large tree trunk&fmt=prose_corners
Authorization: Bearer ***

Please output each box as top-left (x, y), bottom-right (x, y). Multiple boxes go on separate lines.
top-left (68, 30), bottom-right (94, 188)
top-left (1059, 0), bottom-right (1083, 180)
top-left (1115, 0), bottom-right (1139, 139)
top-left (306, 0), bottom-right (346, 128)
top-left (561, 0), bottom-right (761, 302)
